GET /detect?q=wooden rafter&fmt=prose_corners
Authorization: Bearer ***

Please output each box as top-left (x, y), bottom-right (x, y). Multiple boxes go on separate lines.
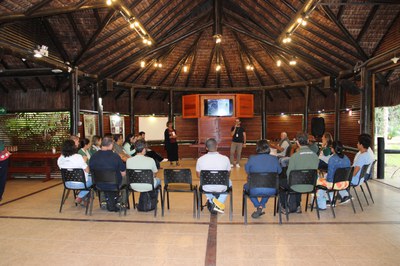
top-left (24, 0), bottom-right (53, 16)
top-left (22, 61), bottom-right (46, 91)
top-left (336, 0), bottom-right (348, 20)
top-left (0, 59), bottom-right (27, 92)
top-left (184, 40), bottom-right (200, 87)
top-left (356, 5), bottom-right (379, 42)
top-left (41, 18), bottom-right (70, 63)
top-left (67, 14), bottom-right (86, 48)
top-left (372, 10), bottom-right (400, 55)
top-left (220, 46), bottom-right (234, 87)
top-left (0, 81), bottom-right (9, 93)
top-left (202, 45), bottom-right (216, 88)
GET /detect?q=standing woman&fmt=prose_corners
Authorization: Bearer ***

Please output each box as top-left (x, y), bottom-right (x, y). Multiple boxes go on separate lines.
top-left (0, 141), bottom-right (11, 201)
top-left (164, 121), bottom-right (179, 166)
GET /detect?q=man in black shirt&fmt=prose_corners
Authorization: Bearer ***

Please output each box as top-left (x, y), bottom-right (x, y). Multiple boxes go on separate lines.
top-left (230, 118), bottom-right (246, 167)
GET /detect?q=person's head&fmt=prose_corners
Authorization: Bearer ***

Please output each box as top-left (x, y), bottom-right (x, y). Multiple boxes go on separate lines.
top-left (308, 135), bottom-right (316, 143)
top-left (124, 133), bottom-right (135, 145)
top-left (332, 141), bottom-right (345, 158)
top-left (166, 121), bottom-right (173, 128)
top-left (113, 134), bottom-right (123, 145)
top-left (280, 132), bottom-right (287, 140)
top-left (101, 136), bottom-right (114, 150)
top-left (138, 131), bottom-right (146, 140)
top-left (134, 139), bottom-right (147, 154)
top-left (322, 132), bottom-right (333, 146)
top-left (61, 139), bottom-right (77, 157)
top-left (357, 134), bottom-right (371, 150)
top-left (80, 138), bottom-right (90, 149)
top-left (91, 135), bottom-right (102, 147)
top-left (235, 118), bottom-right (241, 126)
top-left (104, 133), bottom-right (113, 139)
top-left (205, 138), bottom-right (218, 152)
top-left (70, 135), bottom-right (79, 148)
top-left (255, 139), bottom-right (270, 154)
top-left (296, 132), bottom-right (309, 146)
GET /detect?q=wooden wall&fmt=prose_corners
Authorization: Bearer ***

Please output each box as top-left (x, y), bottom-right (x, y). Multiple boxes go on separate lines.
top-left (266, 115), bottom-right (303, 140)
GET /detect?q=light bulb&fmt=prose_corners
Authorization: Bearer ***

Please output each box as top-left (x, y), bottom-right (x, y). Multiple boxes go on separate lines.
top-left (216, 64), bottom-right (221, 71)
top-left (158, 63), bottom-right (162, 68)
top-left (277, 60), bottom-right (282, 67)
top-left (140, 61), bottom-right (145, 68)
top-left (106, 0), bottom-right (112, 6)
top-left (301, 20), bottom-right (307, 26)
top-left (183, 65), bottom-right (188, 72)
top-left (297, 18), bottom-right (303, 24)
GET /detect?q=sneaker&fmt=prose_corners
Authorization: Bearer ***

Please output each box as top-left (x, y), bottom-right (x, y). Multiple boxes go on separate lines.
top-left (236, 164), bottom-right (240, 168)
top-left (326, 201), bottom-right (336, 207)
top-left (207, 201), bottom-right (217, 214)
top-left (296, 206), bottom-right (302, 213)
top-left (162, 158), bottom-right (168, 162)
top-left (340, 196), bottom-right (351, 205)
top-left (251, 207), bottom-right (265, 219)
top-left (100, 201), bottom-right (107, 210)
top-left (212, 198), bottom-right (225, 211)
top-left (230, 164), bottom-right (234, 168)
top-left (213, 204), bottom-right (225, 214)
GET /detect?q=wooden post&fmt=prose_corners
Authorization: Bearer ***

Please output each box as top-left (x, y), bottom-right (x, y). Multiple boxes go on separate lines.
top-left (95, 82), bottom-right (104, 136)
top-left (303, 85), bottom-right (310, 132)
top-left (334, 77), bottom-right (341, 141)
top-left (360, 67), bottom-right (372, 134)
top-left (70, 67), bottom-right (79, 135)
top-left (261, 90), bottom-right (266, 139)
top-left (129, 87), bottom-right (135, 134)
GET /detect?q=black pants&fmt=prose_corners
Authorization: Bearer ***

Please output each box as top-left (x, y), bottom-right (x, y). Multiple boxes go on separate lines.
top-left (0, 159), bottom-right (9, 200)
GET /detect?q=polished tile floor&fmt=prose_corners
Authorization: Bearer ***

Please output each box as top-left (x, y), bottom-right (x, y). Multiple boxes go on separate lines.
top-left (1, 160), bottom-right (400, 265)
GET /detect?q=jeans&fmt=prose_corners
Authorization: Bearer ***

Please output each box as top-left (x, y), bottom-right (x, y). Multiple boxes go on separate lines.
top-left (243, 183), bottom-right (276, 208)
top-left (65, 175), bottom-right (93, 198)
top-left (230, 142), bottom-right (243, 165)
top-left (316, 189), bottom-right (334, 209)
top-left (205, 180), bottom-right (232, 204)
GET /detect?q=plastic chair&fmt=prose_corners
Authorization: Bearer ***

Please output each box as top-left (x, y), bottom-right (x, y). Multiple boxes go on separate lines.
top-left (126, 169), bottom-right (162, 217)
top-left (364, 160), bottom-right (376, 204)
top-left (242, 172), bottom-right (281, 224)
top-left (198, 170), bottom-right (232, 221)
top-left (283, 169), bottom-right (319, 221)
top-left (316, 167), bottom-right (356, 218)
top-left (350, 164), bottom-right (370, 211)
top-left (59, 168), bottom-right (93, 215)
top-left (163, 169), bottom-right (198, 218)
top-left (91, 169), bottom-right (128, 216)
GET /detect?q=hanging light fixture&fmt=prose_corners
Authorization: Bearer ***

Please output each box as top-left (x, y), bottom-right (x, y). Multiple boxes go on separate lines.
top-left (215, 64), bottom-right (221, 71)
top-left (282, 33), bottom-right (292, 44)
top-left (289, 57), bottom-right (297, 66)
top-left (276, 60), bottom-right (282, 67)
top-left (246, 64), bottom-right (254, 71)
top-left (140, 60), bottom-right (145, 68)
top-left (183, 65), bottom-right (188, 73)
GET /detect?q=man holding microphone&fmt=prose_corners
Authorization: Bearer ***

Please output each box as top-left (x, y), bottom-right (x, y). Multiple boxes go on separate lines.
top-left (230, 118), bottom-right (246, 168)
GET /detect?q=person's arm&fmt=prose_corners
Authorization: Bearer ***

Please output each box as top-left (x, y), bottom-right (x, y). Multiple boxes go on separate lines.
top-left (243, 132), bottom-right (246, 147)
top-left (352, 166), bottom-right (361, 177)
top-left (231, 126), bottom-right (236, 136)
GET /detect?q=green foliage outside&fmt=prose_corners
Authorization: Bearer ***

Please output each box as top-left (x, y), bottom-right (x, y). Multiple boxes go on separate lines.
top-left (375, 106), bottom-right (400, 139)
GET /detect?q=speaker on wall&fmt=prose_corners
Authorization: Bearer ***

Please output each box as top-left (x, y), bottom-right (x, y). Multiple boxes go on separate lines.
top-left (311, 117), bottom-right (325, 138)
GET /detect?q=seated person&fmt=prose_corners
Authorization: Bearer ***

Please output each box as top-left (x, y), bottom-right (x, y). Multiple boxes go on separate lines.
top-left (113, 134), bottom-right (131, 162)
top-left (353, 133), bottom-right (375, 177)
top-left (316, 141), bottom-right (350, 210)
top-left (138, 131), bottom-right (164, 169)
top-left (123, 134), bottom-right (137, 156)
top-left (89, 136), bottom-right (127, 211)
top-left (89, 135), bottom-right (102, 156)
top-left (270, 132), bottom-right (291, 158)
top-left (57, 140), bottom-right (92, 205)
top-left (318, 132), bottom-right (333, 170)
top-left (196, 138), bottom-right (231, 214)
top-left (308, 135), bottom-right (319, 154)
top-left (78, 138), bottom-right (91, 163)
top-left (126, 139), bottom-right (161, 192)
top-left (337, 134), bottom-right (374, 203)
top-left (244, 140), bottom-right (282, 218)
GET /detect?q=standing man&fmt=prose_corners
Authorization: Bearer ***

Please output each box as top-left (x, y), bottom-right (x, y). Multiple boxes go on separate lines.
top-left (230, 118), bottom-right (246, 168)
top-left (0, 141), bottom-right (11, 201)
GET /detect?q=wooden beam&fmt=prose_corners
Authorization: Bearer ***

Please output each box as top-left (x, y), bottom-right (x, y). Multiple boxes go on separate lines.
top-left (67, 14), bottom-right (86, 48)
top-left (114, 89), bottom-right (125, 100)
top-left (0, 81), bottom-right (9, 93)
top-left (202, 45), bottom-right (216, 88)
top-left (372, 10), bottom-right (400, 55)
top-left (220, 46), bottom-right (234, 87)
top-left (0, 2), bottom-right (107, 23)
top-left (24, 0), bottom-right (53, 16)
top-left (336, 0), bottom-right (348, 20)
top-left (0, 59), bottom-right (27, 92)
top-left (185, 39), bottom-right (200, 87)
top-left (356, 5), bottom-right (379, 42)
top-left (41, 18), bottom-right (70, 63)
top-left (22, 61), bottom-right (47, 91)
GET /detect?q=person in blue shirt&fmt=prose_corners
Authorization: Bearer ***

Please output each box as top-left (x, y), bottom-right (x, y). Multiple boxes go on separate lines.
top-left (338, 134), bottom-right (374, 204)
top-left (244, 140), bottom-right (282, 218)
top-left (316, 141), bottom-right (351, 210)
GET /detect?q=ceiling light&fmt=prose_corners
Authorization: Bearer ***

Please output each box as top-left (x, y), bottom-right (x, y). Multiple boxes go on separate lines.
top-left (246, 64), bottom-right (253, 70)
top-left (213, 34), bottom-right (222, 44)
top-left (215, 64), bottom-right (221, 71)
top-left (183, 65), bottom-right (188, 73)
top-left (297, 18), bottom-right (303, 24)
top-left (301, 20), bottom-right (307, 26)
top-left (391, 56), bottom-right (399, 64)
top-left (289, 58), bottom-right (297, 65)
top-left (158, 63), bottom-right (162, 68)
top-left (140, 60), bottom-right (145, 68)
top-left (106, 0), bottom-right (112, 6)
top-left (154, 62), bottom-right (158, 67)
top-left (51, 69), bottom-right (63, 73)
top-left (33, 45), bottom-right (48, 58)
top-left (276, 60), bottom-right (282, 67)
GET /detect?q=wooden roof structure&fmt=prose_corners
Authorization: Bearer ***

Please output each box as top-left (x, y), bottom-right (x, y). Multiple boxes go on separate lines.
top-left (0, 0), bottom-right (399, 102)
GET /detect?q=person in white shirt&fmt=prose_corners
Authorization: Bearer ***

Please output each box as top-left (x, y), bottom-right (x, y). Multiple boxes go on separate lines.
top-left (196, 138), bottom-right (231, 214)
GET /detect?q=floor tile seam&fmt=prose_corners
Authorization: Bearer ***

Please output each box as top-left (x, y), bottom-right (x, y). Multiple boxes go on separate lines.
top-left (0, 182), bottom-right (63, 206)
top-left (372, 179), bottom-right (400, 191)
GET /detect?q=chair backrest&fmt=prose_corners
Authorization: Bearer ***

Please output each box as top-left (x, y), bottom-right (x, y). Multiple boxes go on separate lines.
top-left (365, 160), bottom-right (377, 180)
top-left (91, 169), bottom-right (119, 190)
top-left (164, 169), bottom-right (192, 185)
top-left (331, 167), bottom-right (352, 190)
top-left (126, 169), bottom-right (155, 191)
top-left (248, 172), bottom-right (279, 190)
top-left (354, 163), bottom-right (370, 185)
top-left (285, 141), bottom-right (292, 157)
top-left (200, 170), bottom-right (230, 187)
top-left (288, 169), bottom-right (318, 193)
top-left (61, 168), bottom-right (87, 188)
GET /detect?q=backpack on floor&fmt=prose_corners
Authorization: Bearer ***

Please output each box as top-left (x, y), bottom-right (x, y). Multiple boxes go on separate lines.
top-left (104, 191), bottom-right (119, 212)
top-left (137, 191), bottom-right (158, 212)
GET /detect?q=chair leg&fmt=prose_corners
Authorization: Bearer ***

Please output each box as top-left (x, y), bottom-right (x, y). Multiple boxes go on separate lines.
top-left (285, 192), bottom-right (289, 222)
top-left (360, 184), bottom-right (369, 206)
top-left (242, 191), bottom-right (245, 217)
top-left (305, 193), bottom-right (309, 212)
top-left (85, 190), bottom-right (91, 215)
top-left (348, 190), bottom-right (357, 214)
top-left (193, 190), bottom-right (197, 218)
top-left (229, 191), bottom-right (233, 222)
top-left (365, 181), bottom-right (375, 203)
top-left (167, 191), bottom-right (170, 210)
top-left (243, 194), bottom-right (247, 225)
top-left (162, 188), bottom-right (165, 217)
top-left (327, 191), bottom-right (336, 218)
top-left (89, 189), bottom-right (94, 216)
top-left (132, 192), bottom-right (136, 209)
top-left (197, 192), bottom-right (202, 219)
top-left (273, 195), bottom-right (277, 217)
top-left (277, 196), bottom-right (282, 225)
top-left (59, 188), bottom-right (67, 213)
top-left (352, 187), bottom-right (364, 211)
top-left (124, 189), bottom-right (128, 216)
top-left (314, 192), bottom-right (320, 220)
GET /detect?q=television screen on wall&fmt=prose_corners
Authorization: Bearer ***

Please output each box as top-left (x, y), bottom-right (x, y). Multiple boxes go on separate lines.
top-left (204, 99), bottom-right (233, 117)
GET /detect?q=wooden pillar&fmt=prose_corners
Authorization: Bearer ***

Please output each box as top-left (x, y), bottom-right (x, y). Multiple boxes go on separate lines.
top-left (70, 67), bottom-right (79, 135)
top-left (169, 89), bottom-right (174, 123)
top-left (129, 87), bottom-right (135, 133)
top-left (303, 85), bottom-right (310, 132)
top-left (360, 67), bottom-right (372, 134)
top-left (334, 77), bottom-right (341, 141)
top-left (261, 90), bottom-right (266, 139)
top-left (95, 82), bottom-right (104, 136)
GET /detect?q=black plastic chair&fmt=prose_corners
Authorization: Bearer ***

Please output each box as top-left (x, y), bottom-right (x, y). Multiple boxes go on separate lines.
top-left (283, 169), bottom-right (319, 221)
top-left (163, 169), bottom-right (198, 218)
top-left (198, 170), bottom-right (232, 221)
top-left (91, 169), bottom-right (128, 216)
top-left (59, 168), bottom-right (93, 215)
top-left (350, 164), bottom-right (370, 211)
top-left (126, 169), bottom-right (163, 217)
top-left (316, 167), bottom-right (356, 218)
top-left (364, 160), bottom-right (376, 204)
top-left (242, 172), bottom-right (281, 224)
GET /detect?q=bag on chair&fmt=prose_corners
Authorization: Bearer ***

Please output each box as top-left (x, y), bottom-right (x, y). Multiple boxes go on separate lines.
top-left (137, 191), bottom-right (158, 212)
